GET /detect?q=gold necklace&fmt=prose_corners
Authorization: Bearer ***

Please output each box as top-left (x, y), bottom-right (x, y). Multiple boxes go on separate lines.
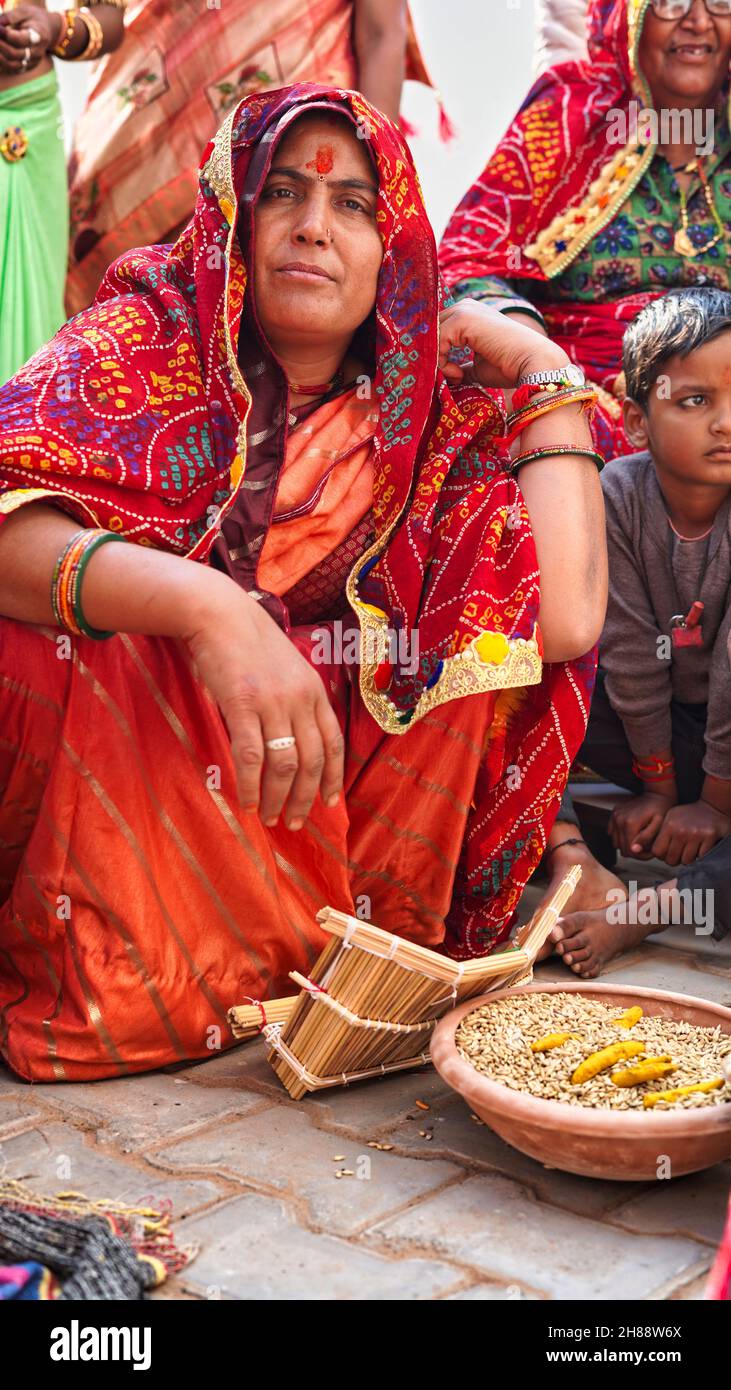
top-left (673, 158), bottom-right (726, 259)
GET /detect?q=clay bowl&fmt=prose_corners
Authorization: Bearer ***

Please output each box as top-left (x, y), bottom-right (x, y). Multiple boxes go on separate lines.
top-left (430, 981), bottom-right (731, 1181)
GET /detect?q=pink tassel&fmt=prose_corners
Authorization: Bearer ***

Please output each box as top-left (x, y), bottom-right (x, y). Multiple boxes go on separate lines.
top-left (438, 99), bottom-right (457, 144)
top-left (399, 113), bottom-right (419, 140)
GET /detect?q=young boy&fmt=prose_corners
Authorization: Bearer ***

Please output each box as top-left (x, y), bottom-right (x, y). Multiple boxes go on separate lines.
top-left (551, 286), bottom-right (731, 976)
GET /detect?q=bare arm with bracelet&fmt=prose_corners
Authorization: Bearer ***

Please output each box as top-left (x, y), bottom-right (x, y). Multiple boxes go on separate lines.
top-left (0, 3), bottom-right (124, 87)
top-left (439, 299), bottom-right (608, 662)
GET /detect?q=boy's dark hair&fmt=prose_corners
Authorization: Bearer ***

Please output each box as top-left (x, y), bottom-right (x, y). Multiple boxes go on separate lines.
top-left (623, 287), bottom-right (731, 406)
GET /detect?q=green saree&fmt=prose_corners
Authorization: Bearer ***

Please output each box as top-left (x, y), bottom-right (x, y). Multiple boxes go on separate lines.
top-left (0, 70), bottom-right (68, 385)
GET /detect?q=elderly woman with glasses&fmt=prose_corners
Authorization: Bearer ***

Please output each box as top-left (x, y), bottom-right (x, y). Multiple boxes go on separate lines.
top-left (440, 0), bottom-right (731, 463)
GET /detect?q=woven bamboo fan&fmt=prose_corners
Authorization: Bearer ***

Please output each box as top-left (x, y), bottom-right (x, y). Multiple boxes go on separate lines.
top-left (228, 865), bottom-right (581, 1100)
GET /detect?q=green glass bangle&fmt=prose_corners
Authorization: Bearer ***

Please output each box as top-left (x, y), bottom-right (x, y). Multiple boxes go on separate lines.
top-left (72, 531), bottom-right (127, 639)
top-left (508, 446), bottom-right (605, 475)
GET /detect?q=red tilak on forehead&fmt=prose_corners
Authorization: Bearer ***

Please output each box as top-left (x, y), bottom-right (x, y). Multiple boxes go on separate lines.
top-left (306, 145), bottom-right (335, 176)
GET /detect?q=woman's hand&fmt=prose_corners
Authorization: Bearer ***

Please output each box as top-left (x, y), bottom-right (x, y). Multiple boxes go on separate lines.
top-left (438, 298), bottom-right (569, 389)
top-left (609, 791), bottom-right (677, 859)
top-left (183, 585), bottom-right (344, 830)
top-left (0, 5), bottom-right (61, 73)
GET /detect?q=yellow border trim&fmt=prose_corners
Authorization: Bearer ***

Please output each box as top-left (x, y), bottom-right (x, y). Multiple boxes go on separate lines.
top-left (352, 601), bottom-right (543, 735)
top-left (0, 486), bottom-right (100, 525)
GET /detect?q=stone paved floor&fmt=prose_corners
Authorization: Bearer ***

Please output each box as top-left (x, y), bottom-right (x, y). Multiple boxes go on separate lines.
top-left (1, 858), bottom-right (729, 1301)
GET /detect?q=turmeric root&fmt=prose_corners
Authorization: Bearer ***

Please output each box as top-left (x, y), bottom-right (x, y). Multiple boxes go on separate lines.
top-left (643, 1077), bottom-right (724, 1108)
top-left (614, 1006), bottom-right (643, 1030)
top-left (530, 1032), bottom-right (581, 1053)
top-left (571, 1041), bottom-right (645, 1085)
top-left (610, 1056), bottom-right (676, 1088)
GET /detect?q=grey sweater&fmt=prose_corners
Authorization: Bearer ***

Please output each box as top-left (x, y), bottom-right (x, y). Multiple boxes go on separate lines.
top-left (600, 453), bottom-right (731, 780)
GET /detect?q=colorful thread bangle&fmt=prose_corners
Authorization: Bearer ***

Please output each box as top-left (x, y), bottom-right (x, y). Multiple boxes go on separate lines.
top-left (52, 8), bottom-right (77, 57)
top-left (512, 380), bottom-right (583, 413)
top-left (51, 529), bottom-right (126, 640)
top-left (504, 388), bottom-right (598, 445)
top-left (507, 386), bottom-right (597, 429)
top-left (508, 446), bottom-right (604, 475)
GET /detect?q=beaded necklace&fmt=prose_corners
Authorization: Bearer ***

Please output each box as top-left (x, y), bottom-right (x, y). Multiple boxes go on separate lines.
top-left (673, 157), bottom-right (727, 259)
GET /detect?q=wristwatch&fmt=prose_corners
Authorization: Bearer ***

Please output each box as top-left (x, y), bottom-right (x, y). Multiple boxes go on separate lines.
top-left (518, 364), bottom-right (586, 389)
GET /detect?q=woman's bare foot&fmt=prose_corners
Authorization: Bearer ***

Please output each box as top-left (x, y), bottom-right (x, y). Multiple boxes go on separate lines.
top-left (534, 835), bottom-right (627, 960)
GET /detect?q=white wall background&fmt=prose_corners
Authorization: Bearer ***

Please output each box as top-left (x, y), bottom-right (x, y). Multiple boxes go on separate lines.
top-left (56, 0), bottom-right (537, 239)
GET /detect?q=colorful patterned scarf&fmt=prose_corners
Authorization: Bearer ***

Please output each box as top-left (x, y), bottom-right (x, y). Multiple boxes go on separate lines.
top-left (0, 84), bottom-right (596, 950)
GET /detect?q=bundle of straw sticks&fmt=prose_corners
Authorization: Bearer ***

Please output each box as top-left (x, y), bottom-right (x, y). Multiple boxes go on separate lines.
top-left (228, 864), bottom-right (581, 1099)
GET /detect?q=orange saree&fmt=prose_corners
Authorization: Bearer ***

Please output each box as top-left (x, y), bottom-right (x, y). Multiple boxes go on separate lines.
top-left (0, 618), bottom-right (497, 1081)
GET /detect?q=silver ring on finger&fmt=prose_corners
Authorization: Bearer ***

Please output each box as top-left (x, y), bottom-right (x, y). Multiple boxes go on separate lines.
top-left (264, 736), bottom-right (297, 752)
top-left (27, 28), bottom-right (41, 45)
top-left (22, 47), bottom-right (31, 67)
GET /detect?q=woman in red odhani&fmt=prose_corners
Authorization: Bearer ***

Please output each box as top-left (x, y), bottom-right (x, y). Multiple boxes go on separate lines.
top-left (440, 0), bottom-right (731, 462)
top-left (0, 84), bottom-right (605, 1082)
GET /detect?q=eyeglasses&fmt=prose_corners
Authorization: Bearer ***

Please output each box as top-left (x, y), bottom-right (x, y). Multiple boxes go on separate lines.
top-left (651, 0), bottom-right (731, 19)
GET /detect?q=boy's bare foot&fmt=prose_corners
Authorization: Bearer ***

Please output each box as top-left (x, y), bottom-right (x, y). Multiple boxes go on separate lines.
top-left (549, 907), bottom-right (649, 977)
top-left (548, 879), bottom-right (680, 976)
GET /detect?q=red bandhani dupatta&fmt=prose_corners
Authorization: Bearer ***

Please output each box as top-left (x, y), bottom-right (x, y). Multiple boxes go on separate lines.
top-left (0, 84), bottom-right (595, 954)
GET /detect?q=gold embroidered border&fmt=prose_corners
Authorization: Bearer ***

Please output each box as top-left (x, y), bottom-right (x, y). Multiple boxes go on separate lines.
top-left (526, 0), bottom-right (655, 279)
top-left (0, 486), bottom-right (100, 526)
top-left (353, 604), bottom-right (543, 735)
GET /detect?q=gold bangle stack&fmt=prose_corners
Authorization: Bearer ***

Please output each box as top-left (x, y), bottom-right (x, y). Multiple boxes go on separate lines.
top-left (52, 9), bottom-right (77, 58)
top-left (71, 7), bottom-right (104, 61)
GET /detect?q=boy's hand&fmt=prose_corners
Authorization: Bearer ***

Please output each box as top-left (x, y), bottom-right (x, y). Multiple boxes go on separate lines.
top-left (651, 800), bottom-right (731, 867)
top-left (610, 791), bottom-right (677, 858)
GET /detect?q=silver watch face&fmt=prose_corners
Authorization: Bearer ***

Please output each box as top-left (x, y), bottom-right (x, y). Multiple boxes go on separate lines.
top-left (564, 364), bottom-right (585, 387)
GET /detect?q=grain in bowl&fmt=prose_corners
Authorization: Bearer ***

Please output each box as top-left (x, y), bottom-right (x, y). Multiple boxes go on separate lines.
top-left (455, 991), bottom-right (731, 1111)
